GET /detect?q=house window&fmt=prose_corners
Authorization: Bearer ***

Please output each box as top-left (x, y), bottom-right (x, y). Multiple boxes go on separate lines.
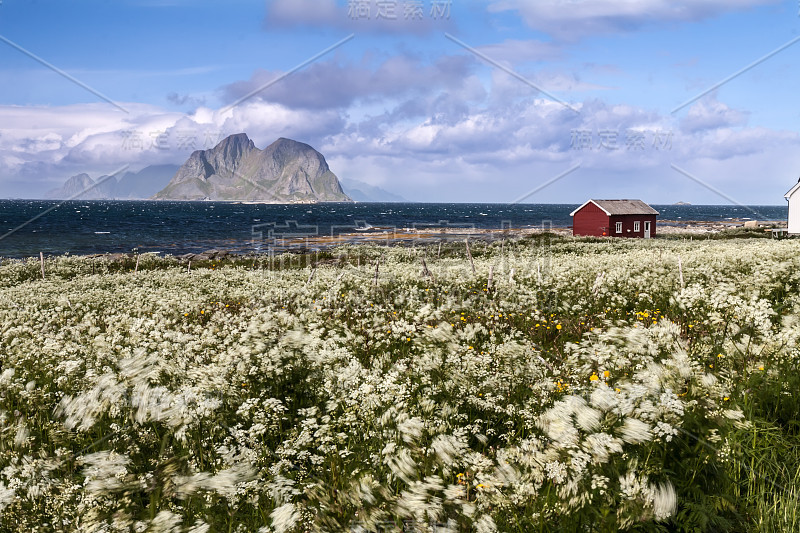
top-left (615, 222), bottom-right (622, 233)
top-left (634, 221), bottom-right (640, 232)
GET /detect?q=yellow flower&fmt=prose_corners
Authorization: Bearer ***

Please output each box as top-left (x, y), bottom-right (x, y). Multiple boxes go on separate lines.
top-left (603, 370), bottom-right (610, 378)
top-left (556, 324), bottom-right (562, 330)
top-left (758, 365), bottom-right (764, 371)
top-left (590, 374), bottom-right (599, 382)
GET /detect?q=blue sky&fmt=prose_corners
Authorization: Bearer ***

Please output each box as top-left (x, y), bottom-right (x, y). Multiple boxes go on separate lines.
top-left (1, 0), bottom-right (799, 204)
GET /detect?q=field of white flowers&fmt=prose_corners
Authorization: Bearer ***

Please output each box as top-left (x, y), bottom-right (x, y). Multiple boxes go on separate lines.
top-left (1, 235), bottom-right (800, 532)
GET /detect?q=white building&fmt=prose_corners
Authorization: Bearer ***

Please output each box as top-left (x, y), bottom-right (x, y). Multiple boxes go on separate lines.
top-left (785, 179), bottom-right (800, 235)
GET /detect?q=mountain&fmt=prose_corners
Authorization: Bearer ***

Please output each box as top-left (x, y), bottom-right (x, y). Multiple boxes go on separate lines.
top-left (340, 178), bottom-right (407, 202)
top-left (46, 165), bottom-right (179, 200)
top-left (152, 134), bottom-right (351, 202)
top-left (47, 173), bottom-right (98, 199)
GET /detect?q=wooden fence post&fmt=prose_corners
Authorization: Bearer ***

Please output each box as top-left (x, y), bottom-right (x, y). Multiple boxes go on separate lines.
top-left (421, 257), bottom-right (434, 281)
top-left (465, 238), bottom-right (475, 274)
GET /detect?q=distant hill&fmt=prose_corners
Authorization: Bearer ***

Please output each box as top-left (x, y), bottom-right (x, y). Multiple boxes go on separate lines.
top-left (152, 134), bottom-right (351, 203)
top-left (46, 165), bottom-right (180, 200)
top-left (47, 173), bottom-right (99, 199)
top-left (340, 179), bottom-right (407, 202)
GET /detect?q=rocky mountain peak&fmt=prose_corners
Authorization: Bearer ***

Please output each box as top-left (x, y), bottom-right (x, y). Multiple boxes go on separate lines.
top-left (210, 133), bottom-right (256, 161)
top-left (153, 134), bottom-right (351, 203)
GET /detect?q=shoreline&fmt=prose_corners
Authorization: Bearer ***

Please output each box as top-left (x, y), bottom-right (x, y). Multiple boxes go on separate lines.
top-left (1, 219), bottom-right (787, 262)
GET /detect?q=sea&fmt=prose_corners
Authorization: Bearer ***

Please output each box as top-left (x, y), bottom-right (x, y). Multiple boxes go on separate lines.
top-left (0, 200), bottom-right (789, 259)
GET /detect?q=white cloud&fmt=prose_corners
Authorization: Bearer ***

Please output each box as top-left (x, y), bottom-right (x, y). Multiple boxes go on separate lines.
top-left (0, 101), bottom-right (345, 195)
top-left (680, 96), bottom-right (749, 133)
top-left (1, 83), bottom-right (797, 204)
top-left (221, 54), bottom-right (476, 110)
top-left (488, 0), bottom-right (780, 40)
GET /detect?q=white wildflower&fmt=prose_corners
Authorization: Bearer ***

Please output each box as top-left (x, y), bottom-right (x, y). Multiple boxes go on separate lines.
top-left (204, 463), bottom-right (257, 499)
top-left (398, 416), bottom-right (424, 444)
top-left (0, 482), bottom-right (15, 511)
top-left (619, 418), bottom-right (652, 444)
top-left (574, 402), bottom-right (601, 432)
top-left (431, 434), bottom-right (467, 465)
top-left (700, 373), bottom-right (717, 388)
top-left (583, 432), bottom-right (623, 463)
top-left (79, 451), bottom-right (132, 496)
top-left (723, 409), bottom-right (744, 420)
top-left (651, 482), bottom-right (677, 520)
top-left (544, 461), bottom-right (567, 484)
top-left (475, 514), bottom-right (497, 533)
top-left (13, 421), bottom-right (29, 448)
top-left (0, 368), bottom-right (14, 385)
top-left (150, 510), bottom-right (182, 533)
top-left (619, 470), bottom-right (645, 500)
top-left (186, 520), bottom-right (211, 533)
top-left (385, 448), bottom-right (418, 483)
top-left (271, 503), bottom-right (300, 533)
top-left (590, 386), bottom-right (617, 412)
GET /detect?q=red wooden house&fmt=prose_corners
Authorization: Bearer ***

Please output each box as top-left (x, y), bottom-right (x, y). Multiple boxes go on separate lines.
top-left (570, 199), bottom-right (658, 238)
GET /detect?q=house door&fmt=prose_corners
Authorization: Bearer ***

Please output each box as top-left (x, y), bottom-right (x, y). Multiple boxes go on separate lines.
top-left (644, 221), bottom-right (651, 239)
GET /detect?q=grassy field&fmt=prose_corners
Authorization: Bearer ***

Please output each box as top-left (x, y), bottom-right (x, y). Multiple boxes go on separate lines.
top-left (1, 235), bottom-right (799, 532)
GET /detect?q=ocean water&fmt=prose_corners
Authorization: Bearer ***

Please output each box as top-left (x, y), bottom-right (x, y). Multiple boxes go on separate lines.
top-left (0, 200), bottom-right (788, 258)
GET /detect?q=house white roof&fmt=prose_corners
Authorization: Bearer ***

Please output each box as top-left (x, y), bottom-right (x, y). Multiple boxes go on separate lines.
top-left (785, 179), bottom-right (800, 199)
top-left (569, 199), bottom-right (659, 217)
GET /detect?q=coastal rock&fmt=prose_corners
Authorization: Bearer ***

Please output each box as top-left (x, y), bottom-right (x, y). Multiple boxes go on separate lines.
top-left (152, 134), bottom-right (351, 203)
top-left (177, 249), bottom-right (233, 262)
